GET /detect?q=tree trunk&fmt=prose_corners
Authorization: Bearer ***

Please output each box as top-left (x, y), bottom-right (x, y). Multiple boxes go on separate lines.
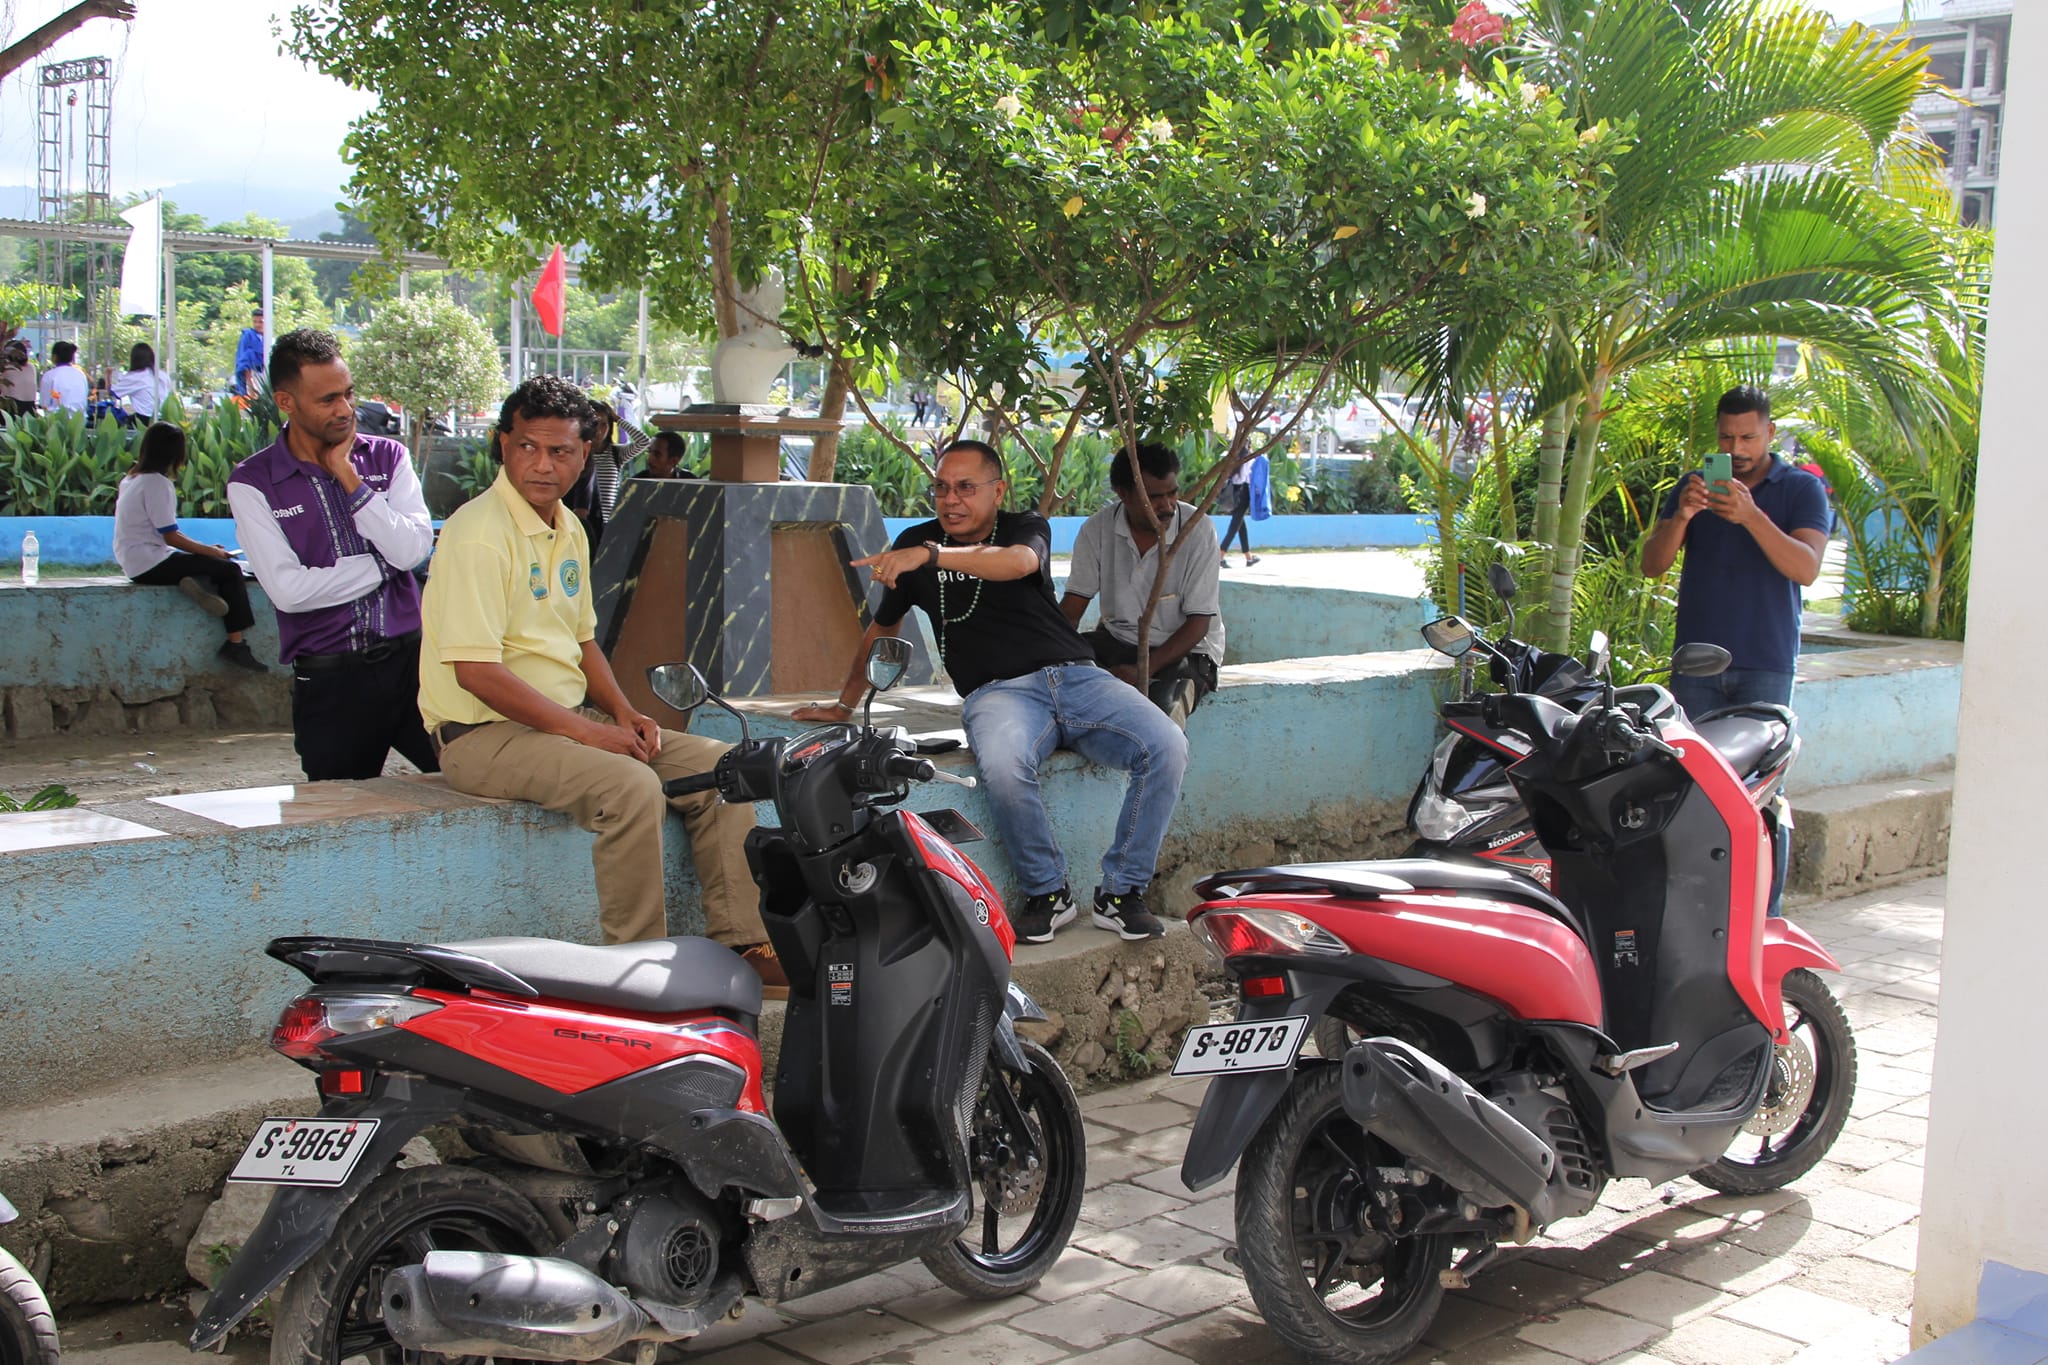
top-left (1491, 393), bottom-right (1519, 544)
top-left (1533, 399), bottom-right (1570, 579)
top-left (0, 0), bottom-right (133, 82)
top-left (707, 195), bottom-right (740, 341)
top-left (1920, 533), bottom-right (1943, 637)
top-left (1540, 382), bottom-right (1609, 651)
top-left (806, 353), bottom-right (853, 482)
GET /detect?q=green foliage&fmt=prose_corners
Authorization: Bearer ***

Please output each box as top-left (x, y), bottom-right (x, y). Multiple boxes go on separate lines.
top-left (0, 784), bottom-right (80, 812)
top-left (1111, 1008), bottom-right (1162, 1078)
top-left (349, 295), bottom-right (504, 468)
top-left (0, 400), bottom-right (277, 516)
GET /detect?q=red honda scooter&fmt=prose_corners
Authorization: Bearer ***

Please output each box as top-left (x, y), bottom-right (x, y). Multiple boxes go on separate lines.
top-left (190, 640), bottom-right (1085, 1365)
top-left (1174, 615), bottom-right (1857, 1365)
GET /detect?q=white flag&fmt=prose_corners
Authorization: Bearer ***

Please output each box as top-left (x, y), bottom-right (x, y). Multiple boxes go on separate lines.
top-left (118, 197), bottom-right (161, 317)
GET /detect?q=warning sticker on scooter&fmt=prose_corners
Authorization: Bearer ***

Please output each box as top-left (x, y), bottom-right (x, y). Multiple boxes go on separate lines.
top-left (828, 964), bottom-right (853, 1006)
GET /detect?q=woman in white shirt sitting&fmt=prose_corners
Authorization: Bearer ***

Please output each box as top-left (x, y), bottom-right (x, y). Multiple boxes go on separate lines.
top-left (110, 342), bottom-right (177, 424)
top-left (113, 422), bottom-right (266, 671)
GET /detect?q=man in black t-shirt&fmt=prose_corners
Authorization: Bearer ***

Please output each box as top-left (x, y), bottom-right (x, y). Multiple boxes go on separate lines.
top-left (794, 440), bottom-right (1188, 942)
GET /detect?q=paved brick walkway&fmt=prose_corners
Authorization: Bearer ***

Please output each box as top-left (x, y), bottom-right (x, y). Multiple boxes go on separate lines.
top-left (61, 877), bottom-right (1940, 1365)
top-left (686, 877), bottom-right (1942, 1365)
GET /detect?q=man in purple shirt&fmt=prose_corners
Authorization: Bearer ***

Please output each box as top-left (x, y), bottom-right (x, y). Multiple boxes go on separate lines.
top-left (228, 329), bottom-right (440, 780)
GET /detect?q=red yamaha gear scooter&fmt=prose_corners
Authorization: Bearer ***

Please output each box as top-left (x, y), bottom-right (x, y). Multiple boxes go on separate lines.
top-left (191, 640), bottom-right (1085, 1365)
top-left (1173, 615), bottom-right (1857, 1365)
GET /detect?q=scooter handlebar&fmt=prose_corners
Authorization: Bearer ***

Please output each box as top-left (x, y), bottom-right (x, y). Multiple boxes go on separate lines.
top-left (662, 772), bottom-right (719, 798)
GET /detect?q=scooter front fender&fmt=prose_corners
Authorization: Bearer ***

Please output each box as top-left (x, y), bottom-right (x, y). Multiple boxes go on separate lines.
top-left (1179, 979), bottom-right (1346, 1192)
top-left (188, 1086), bottom-right (460, 1351)
top-left (1760, 919), bottom-right (1841, 1038)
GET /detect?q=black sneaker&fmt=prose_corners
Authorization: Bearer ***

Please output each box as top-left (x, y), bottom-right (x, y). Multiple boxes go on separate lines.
top-left (1015, 886), bottom-right (1077, 944)
top-left (179, 576), bottom-right (230, 617)
top-left (218, 639), bottom-right (268, 672)
top-left (1093, 886), bottom-right (1166, 940)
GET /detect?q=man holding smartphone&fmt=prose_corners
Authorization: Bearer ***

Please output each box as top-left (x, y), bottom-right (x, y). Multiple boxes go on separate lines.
top-left (1640, 384), bottom-right (1831, 715)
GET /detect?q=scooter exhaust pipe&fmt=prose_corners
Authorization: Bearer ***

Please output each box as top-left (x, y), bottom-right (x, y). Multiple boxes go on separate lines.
top-left (383, 1250), bottom-right (664, 1362)
top-left (1341, 1037), bottom-right (1558, 1218)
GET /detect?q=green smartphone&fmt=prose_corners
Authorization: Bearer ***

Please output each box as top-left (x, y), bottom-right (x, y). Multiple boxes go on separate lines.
top-left (1702, 450), bottom-right (1733, 491)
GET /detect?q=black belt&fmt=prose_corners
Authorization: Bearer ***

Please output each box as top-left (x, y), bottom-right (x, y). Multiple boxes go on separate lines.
top-left (435, 720), bottom-right (487, 749)
top-left (294, 629), bottom-right (420, 672)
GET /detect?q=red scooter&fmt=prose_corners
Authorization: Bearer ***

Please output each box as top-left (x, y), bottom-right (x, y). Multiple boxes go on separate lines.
top-left (190, 640), bottom-right (1085, 1364)
top-left (1174, 615), bottom-right (1856, 1365)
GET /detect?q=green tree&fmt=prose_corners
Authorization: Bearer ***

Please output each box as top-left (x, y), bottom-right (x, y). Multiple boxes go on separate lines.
top-left (348, 294), bottom-right (504, 468)
top-left (1474, 0), bottom-right (1965, 649)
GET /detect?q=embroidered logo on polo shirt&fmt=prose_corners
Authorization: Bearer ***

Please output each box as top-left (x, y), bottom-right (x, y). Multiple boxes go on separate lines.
top-left (528, 563), bottom-right (548, 599)
top-left (560, 560), bottom-right (582, 596)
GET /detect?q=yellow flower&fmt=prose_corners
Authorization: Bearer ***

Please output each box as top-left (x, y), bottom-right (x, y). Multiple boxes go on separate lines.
top-left (1062, 196), bottom-right (1085, 218)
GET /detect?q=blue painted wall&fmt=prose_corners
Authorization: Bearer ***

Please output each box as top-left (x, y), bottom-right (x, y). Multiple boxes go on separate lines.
top-left (1787, 661), bottom-right (1963, 794)
top-left (0, 579), bottom-right (285, 692)
top-left (0, 512), bottom-right (1432, 569)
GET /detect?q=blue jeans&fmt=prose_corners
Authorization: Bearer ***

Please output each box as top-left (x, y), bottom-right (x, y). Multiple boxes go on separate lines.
top-left (962, 663), bottom-right (1190, 897)
top-left (1670, 665), bottom-right (1794, 919)
top-left (1669, 666), bottom-right (1794, 719)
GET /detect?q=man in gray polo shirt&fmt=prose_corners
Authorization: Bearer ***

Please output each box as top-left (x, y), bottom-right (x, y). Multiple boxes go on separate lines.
top-left (1061, 441), bottom-right (1224, 727)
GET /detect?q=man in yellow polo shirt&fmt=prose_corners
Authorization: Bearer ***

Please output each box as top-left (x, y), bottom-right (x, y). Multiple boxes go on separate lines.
top-left (419, 376), bottom-right (783, 994)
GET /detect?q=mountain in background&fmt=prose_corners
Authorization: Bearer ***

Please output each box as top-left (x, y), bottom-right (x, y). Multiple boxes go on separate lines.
top-left (0, 180), bottom-right (343, 239)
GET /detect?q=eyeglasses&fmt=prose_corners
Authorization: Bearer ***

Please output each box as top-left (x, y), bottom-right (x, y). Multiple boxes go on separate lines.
top-left (929, 479), bottom-right (998, 501)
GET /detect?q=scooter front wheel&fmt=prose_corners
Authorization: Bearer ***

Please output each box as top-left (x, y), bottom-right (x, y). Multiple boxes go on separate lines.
top-left (921, 1040), bottom-right (1086, 1299)
top-left (1234, 1064), bottom-right (1451, 1364)
top-left (1692, 968), bottom-right (1858, 1196)
top-left (0, 1247), bottom-right (59, 1365)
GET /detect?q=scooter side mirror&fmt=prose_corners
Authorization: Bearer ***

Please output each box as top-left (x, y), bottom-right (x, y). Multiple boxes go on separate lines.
top-left (1422, 616), bottom-right (1477, 659)
top-left (1673, 643), bottom-right (1732, 677)
top-left (646, 663), bottom-right (708, 713)
top-left (865, 637), bottom-right (913, 692)
top-left (1488, 562), bottom-right (1517, 603)
top-left (1588, 630), bottom-right (1611, 679)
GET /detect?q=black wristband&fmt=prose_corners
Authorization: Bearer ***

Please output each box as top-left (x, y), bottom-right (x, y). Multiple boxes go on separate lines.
top-left (924, 541), bottom-right (942, 569)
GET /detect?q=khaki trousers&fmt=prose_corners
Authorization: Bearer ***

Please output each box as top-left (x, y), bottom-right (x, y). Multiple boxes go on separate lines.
top-left (439, 716), bottom-right (762, 947)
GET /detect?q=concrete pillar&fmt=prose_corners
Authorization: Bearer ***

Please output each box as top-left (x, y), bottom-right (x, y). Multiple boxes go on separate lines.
top-left (1912, 3), bottom-right (2048, 1346)
top-left (160, 247), bottom-right (176, 382)
top-left (260, 242), bottom-right (274, 350)
top-left (399, 270), bottom-right (410, 300)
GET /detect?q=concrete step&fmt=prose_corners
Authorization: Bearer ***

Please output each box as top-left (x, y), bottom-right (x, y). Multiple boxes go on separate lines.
top-left (1789, 771), bottom-right (1953, 902)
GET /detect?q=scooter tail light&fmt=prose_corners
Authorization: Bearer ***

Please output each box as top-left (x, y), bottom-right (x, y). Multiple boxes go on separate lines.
top-left (1242, 975), bottom-right (1289, 998)
top-left (271, 991), bottom-right (442, 1065)
top-left (1192, 909), bottom-right (1349, 967)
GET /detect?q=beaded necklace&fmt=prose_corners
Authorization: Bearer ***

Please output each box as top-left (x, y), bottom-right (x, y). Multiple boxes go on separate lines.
top-left (935, 531), bottom-right (987, 657)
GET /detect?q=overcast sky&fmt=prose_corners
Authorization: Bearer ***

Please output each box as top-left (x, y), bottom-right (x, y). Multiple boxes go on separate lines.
top-left (0, 0), bottom-right (371, 223)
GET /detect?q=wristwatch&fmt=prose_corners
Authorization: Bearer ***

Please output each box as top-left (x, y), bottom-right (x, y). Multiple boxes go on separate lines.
top-left (923, 541), bottom-right (943, 569)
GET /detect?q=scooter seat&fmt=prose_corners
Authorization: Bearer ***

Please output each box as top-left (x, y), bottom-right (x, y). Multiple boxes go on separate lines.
top-left (1198, 859), bottom-right (1588, 944)
top-left (1690, 705), bottom-right (1794, 780)
top-left (432, 935), bottom-right (764, 1016)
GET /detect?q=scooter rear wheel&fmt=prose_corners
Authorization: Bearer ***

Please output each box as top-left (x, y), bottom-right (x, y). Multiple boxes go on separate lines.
top-left (0, 1247), bottom-right (59, 1365)
top-left (1235, 1064), bottom-right (1452, 1364)
top-left (921, 1040), bottom-right (1086, 1299)
top-left (267, 1164), bottom-right (553, 1365)
top-left (1692, 968), bottom-right (1858, 1196)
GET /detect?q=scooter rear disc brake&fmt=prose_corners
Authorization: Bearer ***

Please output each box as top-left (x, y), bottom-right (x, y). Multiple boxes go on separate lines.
top-left (1741, 1035), bottom-right (1816, 1138)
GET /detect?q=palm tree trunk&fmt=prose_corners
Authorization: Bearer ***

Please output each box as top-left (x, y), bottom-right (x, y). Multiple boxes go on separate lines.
top-left (1491, 396), bottom-right (1519, 544)
top-left (1541, 381), bottom-right (1609, 650)
top-left (1533, 400), bottom-right (1570, 582)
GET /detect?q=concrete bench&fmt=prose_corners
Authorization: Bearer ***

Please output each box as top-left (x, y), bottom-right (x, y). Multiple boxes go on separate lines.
top-left (0, 577), bottom-right (289, 741)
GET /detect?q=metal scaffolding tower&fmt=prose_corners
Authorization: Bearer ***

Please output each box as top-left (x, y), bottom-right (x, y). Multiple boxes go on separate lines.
top-left (36, 57), bottom-right (115, 367)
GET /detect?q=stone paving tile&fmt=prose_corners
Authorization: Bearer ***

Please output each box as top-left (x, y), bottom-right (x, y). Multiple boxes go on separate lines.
top-left (1420, 1336), bottom-right (1582, 1363)
top-left (1105, 1263), bottom-right (1254, 1316)
top-left (1006, 1293), bottom-right (1173, 1350)
top-left (773, 1267), bottom-right (928, 1321)
top-left (1425, 1293), bottom-right (1537, 1351)
top-left (1846, 1158), bottom-right (1926, 1204)
top-left (885, 1284), bottom-right (1041, 1332)
top-left (1639, 1313), bottom-right (1804, 1365)
top-left (1144, 1305), bottom-right (1297, 1364)
top-left (1063, 1340), bottom-right (1200, 1365)
top-left (1852, 1222), bottom-right (1920, 1272)
top-left (1087, 1101), bottom-right (1199, 1134)
top-left (1159, 1194), bottom-right (1236, 1239)
top-left (1789, 1254), bottom-right (1918, 1320)
top-left (1662, 1239), bottom-right (1801, 1296)
top-left (1078, 1180), bottom-right (1192, 1227)
top-left (698, 1341), bottom-right (808, 1364)
top-left (1073, 1216), bottom-right (1226, 1269)
top-left (766, 1310), bottom-right (937, 1364)
top-left (1799, 1186), bottom-right (1919, 1237)
top-left (1718, 1283), bottom-right (1899, 1344)
top-left (1514, 1305), bottom-right (1662, 1361)
top-left (1461, 1258), bottom-right (1609, 1314)
top-left (1131, 1163), bottom-right (1208, 1198)
top-left (1087, 1148), bottom-right (1170, 1189)
top-left (1026, 1247), bottom-right (1143, 1301)
top-left (1582, 1269), bottom-right (1734, 1327)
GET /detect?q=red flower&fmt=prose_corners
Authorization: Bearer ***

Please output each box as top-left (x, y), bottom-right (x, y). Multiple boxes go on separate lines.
top-left (1449, 0), bottom-right (1506, 47)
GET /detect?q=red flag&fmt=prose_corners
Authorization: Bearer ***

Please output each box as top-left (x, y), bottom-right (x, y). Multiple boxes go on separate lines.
top-left (531, 245), bottom-right (567, 337)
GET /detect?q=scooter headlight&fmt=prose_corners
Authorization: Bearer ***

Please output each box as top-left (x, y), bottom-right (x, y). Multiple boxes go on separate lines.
top-left (1412, 789), bottom-right (1501, 843)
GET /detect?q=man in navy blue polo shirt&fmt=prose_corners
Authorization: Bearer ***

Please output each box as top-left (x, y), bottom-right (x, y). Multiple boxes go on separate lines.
top-left (1641, 385), bottom-right (1830, 718)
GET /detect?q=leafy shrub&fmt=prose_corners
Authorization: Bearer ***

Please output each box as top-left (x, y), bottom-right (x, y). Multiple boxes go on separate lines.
top-left (0, 399), bottom-right (279, 516)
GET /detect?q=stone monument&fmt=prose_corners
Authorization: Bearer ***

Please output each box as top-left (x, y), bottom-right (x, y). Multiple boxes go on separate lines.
top-left (594, 271), bottom-right (928, 710)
